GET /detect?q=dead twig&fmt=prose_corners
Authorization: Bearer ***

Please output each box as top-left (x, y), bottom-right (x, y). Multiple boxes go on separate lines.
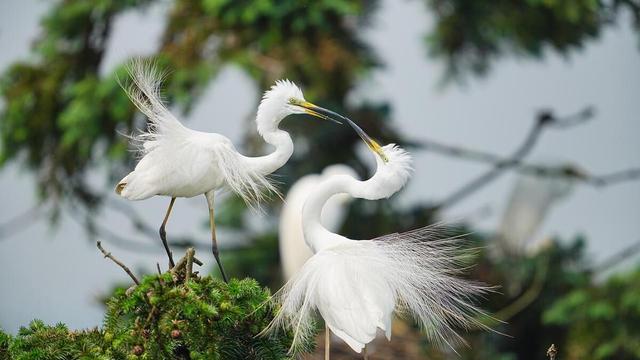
top-left (185, 248), bottom-right (195, 283)
top-left (547, 344), bottom-right (557, 360)
top-left (96, 240), bottom-right (140, 285)
top-left (170, 248), bottom-right (201, 283)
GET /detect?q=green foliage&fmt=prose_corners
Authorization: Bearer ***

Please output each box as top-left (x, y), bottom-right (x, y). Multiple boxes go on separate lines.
top-left (1, 275), bottom-right (312, 359)
top-left (105, 274), bottom-right (309, 359)
top-left (6, 320), bottom-right (111, 360)
top-left (425, 0), bottom-right (640, 78)
top-left (0, 329), bottom-right (10, 360)
top-left (543, 267), bottom-right (640, 359)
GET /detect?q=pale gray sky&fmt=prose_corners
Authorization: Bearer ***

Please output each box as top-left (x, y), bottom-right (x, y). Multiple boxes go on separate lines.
top-left (1, 0), bottom-right (639, 333)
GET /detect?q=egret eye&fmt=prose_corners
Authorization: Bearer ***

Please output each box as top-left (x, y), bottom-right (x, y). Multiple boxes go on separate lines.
top-left (288, 97), bottom-right (302, 105)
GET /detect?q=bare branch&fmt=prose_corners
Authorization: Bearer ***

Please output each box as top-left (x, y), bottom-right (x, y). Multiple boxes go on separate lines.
top-left (592, 239), bottom-right (640, 273)
top-left (433, 113), bottom-right (547, 210)
top-left (431, 107), bottom-right (599, 211)
top-left (96, 240), bottom-right (140, 285)
top-left (585, 168), bottom-right (640, 187)
top-left (419, 138), bottom-right (640, 187)
top-left (0, 204), bottom-right (46, 241)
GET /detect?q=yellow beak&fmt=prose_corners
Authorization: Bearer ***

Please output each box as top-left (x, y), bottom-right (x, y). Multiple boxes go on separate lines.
top-left (343, 117), bottom-right (388, 163)
top-left (289, 98), bottom-right (388, 162)
top-left (289, 99), bottom-right (343, 125)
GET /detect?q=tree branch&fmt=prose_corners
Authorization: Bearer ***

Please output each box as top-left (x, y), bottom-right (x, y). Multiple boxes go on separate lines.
top-left (0, 204), bottom-right (47, 241)
top-left (96, 240), bottom-right (140, 285)
top-left (419, 138), bottom-right (640, 187)
top-left (592, 239), bottom-right (640, 273)
top-left (431, 107), bottom-right (596, 211)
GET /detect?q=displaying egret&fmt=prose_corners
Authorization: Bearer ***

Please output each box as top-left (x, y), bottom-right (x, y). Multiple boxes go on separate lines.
top-left (279, 165), bottom-right (358, 281)
top-left (267, 118), bottom-right (488, 355)
top-left (115, 60), bottom-right (344, 282)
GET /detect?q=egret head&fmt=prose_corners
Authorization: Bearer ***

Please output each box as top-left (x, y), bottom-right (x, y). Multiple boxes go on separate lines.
top-left (257, 79), bottom-right (344, 135)
top-left (341, 116), bottom-right (413, 198)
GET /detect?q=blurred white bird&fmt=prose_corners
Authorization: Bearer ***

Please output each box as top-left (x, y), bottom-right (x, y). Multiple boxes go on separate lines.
top-left (115, 60), bottom-right (344, 281)
top-left (497, 165), bottom-right (574, 256)
top-left (279, 165), bottom-right (358, 281)
top-left (268, 118), bottom-right (488, 355)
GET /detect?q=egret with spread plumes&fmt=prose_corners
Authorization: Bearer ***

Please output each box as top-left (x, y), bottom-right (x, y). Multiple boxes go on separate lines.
top-left (267, 117), bottom-right (489, 356)
top-left (115, 60), bottom-right (344, 282)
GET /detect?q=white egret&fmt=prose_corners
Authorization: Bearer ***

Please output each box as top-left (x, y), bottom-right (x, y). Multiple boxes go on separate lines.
top-left (115, 60), bottom-right (344, 281)
top-left (279, 165), bottom-right (358, 281)
top-left (497, 163), bottom-right (574, 256)
top-left (268, 118), bottom-right (488, 355)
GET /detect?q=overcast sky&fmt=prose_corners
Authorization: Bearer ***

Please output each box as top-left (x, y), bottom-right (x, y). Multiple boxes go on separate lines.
top-left (1, 0), bottom-right (639, 333)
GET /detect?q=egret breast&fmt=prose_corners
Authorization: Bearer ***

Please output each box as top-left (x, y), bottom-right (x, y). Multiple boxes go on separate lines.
top-left (309, 242), bottom-right (395, 352)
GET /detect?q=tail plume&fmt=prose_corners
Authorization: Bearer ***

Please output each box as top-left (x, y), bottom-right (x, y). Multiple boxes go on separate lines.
top-left (119, 59), bottom-right (188, 155)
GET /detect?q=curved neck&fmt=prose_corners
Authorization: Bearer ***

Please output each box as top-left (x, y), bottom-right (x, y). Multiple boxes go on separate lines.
top-left (302, 174), bottom-right (365, 252)
top-left (243, 123), bottom-right (294, 175)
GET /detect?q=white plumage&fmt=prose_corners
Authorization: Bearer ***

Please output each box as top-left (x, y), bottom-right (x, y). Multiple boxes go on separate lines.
top-left (497, 167), bottom-right (574, 256)
top-left (268, 121), bottom-right (488, 354)
top-left (117, 61), bottom-right (301, 204)
top-left (115, 60), bottom-right (345, 280)
top-left (278, 165), bottom-right (358, 281)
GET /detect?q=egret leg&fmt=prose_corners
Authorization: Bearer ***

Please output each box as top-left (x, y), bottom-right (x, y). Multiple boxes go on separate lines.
top-left (159, 197), bottom-right (176, 269)
top-left (205, 191), bottom-right (229, 283)
top-left (325, 325), bottom-right (330, 360)
top-left (363, 346), bottom-right (368, 360)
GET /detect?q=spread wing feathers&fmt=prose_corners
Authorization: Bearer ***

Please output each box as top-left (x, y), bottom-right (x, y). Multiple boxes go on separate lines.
top-left (120, 60), bottom-right (278, 206)
top-left (120, 59), bottom-right (189, 156)
top-left (213, 142), bottom-right (280, 209)
top-left (265, 225), bottom-right (491, 353)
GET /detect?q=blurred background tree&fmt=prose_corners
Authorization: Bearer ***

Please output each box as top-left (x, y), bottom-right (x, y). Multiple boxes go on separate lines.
top-left (1, 0), bottom-right (640, 359)
top-left (426, 0), bottom-right (640, 79)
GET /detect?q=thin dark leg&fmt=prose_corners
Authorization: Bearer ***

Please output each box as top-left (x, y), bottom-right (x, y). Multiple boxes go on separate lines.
top-left (206, 192), bottom-right (228, 283)
top-left (159, 197), bottom-right (176, 269)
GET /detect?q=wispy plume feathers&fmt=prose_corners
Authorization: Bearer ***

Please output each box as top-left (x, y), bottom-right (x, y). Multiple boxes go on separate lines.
top-left (265, 224), bottom-right (492, 353)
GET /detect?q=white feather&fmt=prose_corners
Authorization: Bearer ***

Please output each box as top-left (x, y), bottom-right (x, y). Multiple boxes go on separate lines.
top-left (116, 60), bottom-right (281, 206)
top-left (269, 226), bottom-right (489, 353)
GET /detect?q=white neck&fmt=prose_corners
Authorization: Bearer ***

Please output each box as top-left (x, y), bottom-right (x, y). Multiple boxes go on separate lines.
top-left (243, 120), bottom-right (294, 176)
top-left (302, 174), bottom-right (375, 252)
